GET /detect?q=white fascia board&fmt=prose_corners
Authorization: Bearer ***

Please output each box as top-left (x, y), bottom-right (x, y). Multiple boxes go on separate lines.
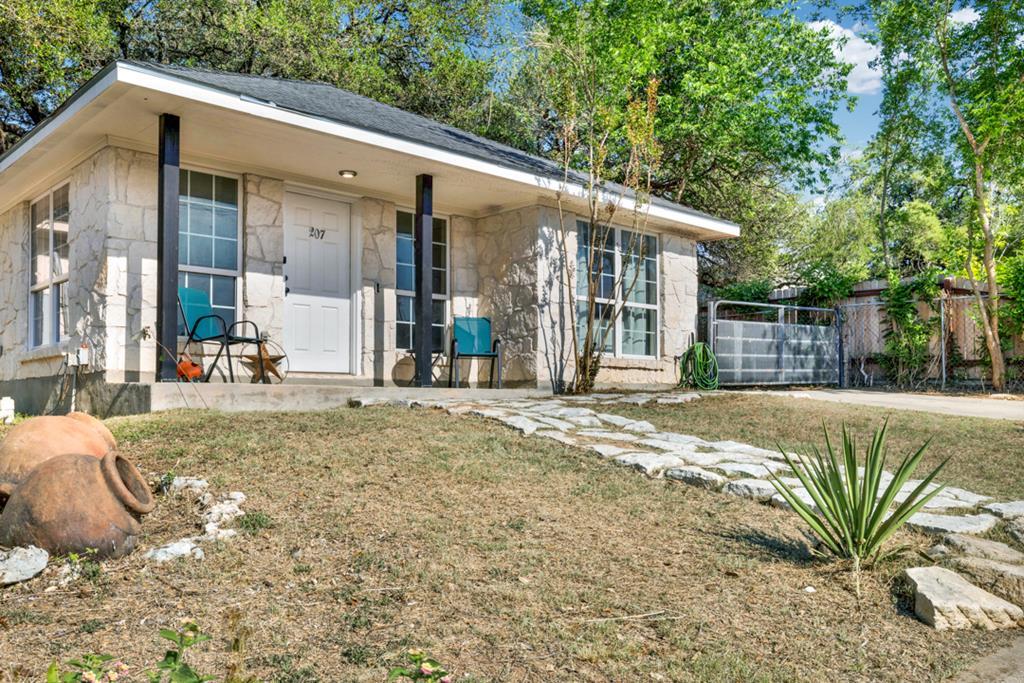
top-left (115, 63), bottom-right (739, 238)
top-left (0, 66), bottom-right (120, 177)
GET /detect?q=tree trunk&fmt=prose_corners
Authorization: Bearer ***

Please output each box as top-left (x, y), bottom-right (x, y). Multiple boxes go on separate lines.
top-left (970, 159), bottom-right (1005, 391)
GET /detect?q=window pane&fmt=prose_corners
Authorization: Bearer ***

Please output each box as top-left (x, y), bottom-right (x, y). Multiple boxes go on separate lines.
top-left (177, 272), bottom-right (188, 335)
top-left (189, 171), bottom-right (214, 202)
top-left (397, 210), bottom-right (413, 235)
top-left (189, 235), bottom-right (214, 268)
top-left (31, 196), bottom-right (50, 286)
top-left (397, 264), bottom-right (414, 293)
top-left (396, 323), bottom-right (412, 350)
top-left (30, 290), bottom-right (45, 347)
top-left (214, 176), bottom-right (238, 208)
top-left (576, 301), bottom-right (613, 353)
top-left (397, 295), bottom-right (413, 323)
top-left (432, 243), bottom-right (446, 269)
top-left (431, 299), bottom-right (446, 323)
top-left (396, 235), bottom-right (414, 266)
top-left (188, 203), bottom-right (213, 236)
top-left (432, 217), bottom-right (447, 244)
top-left (214, 206), bottom-right (237, 238)
top-left (52, 185), bottom-right (69, 278)
top-left (211, 274), bottom-right (235, 307)
top-left (432, 268), bottom-right (445, 295)
top-left (55, 281), bottom-right (68, 341)
top-left (214, 238), bottom-right (237, 270)
top-left (622, 306), bottom-right (656, 356)
top-left (431, 324), bottom-right (444, 353)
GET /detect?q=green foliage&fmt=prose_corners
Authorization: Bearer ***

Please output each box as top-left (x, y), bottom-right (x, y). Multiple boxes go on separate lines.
top-left (877, 271), bottom-right (940, 388)
top-left (147, 622), bottom-right (214, 683)
top-left (796, 262), bottom-right (862, 308)
top-left (47, 655), bottom-right (126, 683)
top-left (715, 280), bottom-right (773, 304)
top-left (237, 510), bottom-right (275, 535)
top-left (389, 649), bottom-right (452, 683)
top-left (770, 422), bottom-right (947, 568)
top-left (999, 253), bottom-right (1024, 337)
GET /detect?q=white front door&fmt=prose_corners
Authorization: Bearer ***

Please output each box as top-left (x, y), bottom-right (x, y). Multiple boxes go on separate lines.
top-left (283, 192), bottom-right (352, 373)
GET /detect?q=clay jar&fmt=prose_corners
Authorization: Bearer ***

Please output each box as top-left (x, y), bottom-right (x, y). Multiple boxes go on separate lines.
top-left (0, 451), bottom-right (155, 558)
top-left (0, 413), bottom-right (115, 494)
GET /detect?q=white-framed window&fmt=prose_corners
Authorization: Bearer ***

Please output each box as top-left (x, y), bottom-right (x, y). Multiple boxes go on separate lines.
top-left (576, 220), bottom-right (659, 358)
top-left (396, 210), bottom-right (448, 352)
top-left (28, 183), bottom-right (70, 348)
top-left (176, 168), bottom-right (241, 334)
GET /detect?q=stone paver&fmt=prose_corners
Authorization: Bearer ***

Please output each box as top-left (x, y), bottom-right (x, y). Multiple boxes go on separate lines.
top-left (723, 478), bottom-right (778, 502)
top-left (985, 501), bottom-right (1024, 519)
top-left (907, 513), bottom-right (999, 536)
top-left (713, 461), bottom-right (790, 478)
top-left (953, 556), bottom-right (1024, 607)
top-left (613, 452), bottom-right (688, 477)
top-left (588, 443), bottom-right (634, 458)
top-left (664, 466), bottom-right (727, 490)
top-left (944, 534), bottom-right (1024, 565)
top-left (905, 566), bottom-right (1023, 630)
top-left (576, 430), bottom-right (641, 443)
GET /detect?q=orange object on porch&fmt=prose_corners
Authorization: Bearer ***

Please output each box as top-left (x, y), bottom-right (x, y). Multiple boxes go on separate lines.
top-left (177, 358), bottom-right (203, 381)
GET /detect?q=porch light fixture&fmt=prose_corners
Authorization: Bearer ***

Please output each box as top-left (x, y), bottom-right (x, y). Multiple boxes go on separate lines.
top-left (338, 169), bottom-right (358, 178)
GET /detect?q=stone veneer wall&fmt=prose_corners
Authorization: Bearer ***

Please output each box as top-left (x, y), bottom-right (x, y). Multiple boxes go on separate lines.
top-left (476, 207), bottom-right (540, 386)
top-left (242, 175), bottom-right (285, 344)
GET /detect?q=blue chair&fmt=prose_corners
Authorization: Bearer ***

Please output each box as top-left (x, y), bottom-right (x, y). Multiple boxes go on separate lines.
top-left (448, 317), bottom-right (502, 388)
top-left (177, 287), bottom-right (264, 383)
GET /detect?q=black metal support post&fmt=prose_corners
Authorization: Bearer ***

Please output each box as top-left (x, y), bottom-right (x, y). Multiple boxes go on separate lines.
top-left (156, 114), bottom-right (181, 381)
top-left (414, 174), bottom-right (434, 387)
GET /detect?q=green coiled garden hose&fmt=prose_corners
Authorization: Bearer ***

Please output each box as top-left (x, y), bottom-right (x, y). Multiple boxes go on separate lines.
top-left (680, 342), bottom-right (719, 391)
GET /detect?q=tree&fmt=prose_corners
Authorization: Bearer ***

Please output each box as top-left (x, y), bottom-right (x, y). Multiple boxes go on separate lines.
top-left (0, 0), bottom-right (509, 153)
top-left (526, 7), bottom-right (661, 393)
top-left (867, 0), bottom-right (1024, 390)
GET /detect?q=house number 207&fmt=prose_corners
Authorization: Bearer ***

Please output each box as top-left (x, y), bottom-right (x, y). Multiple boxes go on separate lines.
top-left (308, 227), bottom-right (326, 240)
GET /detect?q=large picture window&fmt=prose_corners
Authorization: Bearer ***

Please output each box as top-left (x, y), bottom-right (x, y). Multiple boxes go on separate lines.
top-left (29, 183), bottom-right (70, 348)
top-left (396, 210), bottom-right (448, 351)
top-left (177, 169), bottom-right (240, 334)
top-left (576, 220), bottom-right (659, 358)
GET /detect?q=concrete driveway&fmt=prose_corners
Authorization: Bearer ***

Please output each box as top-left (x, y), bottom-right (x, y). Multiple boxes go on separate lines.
top-left (738, 389), bottom-right (1024, 421)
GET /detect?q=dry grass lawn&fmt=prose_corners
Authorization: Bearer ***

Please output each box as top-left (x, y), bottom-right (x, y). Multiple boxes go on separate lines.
top-left (0, 404), bottom-right (1018, 681)
top-left (613, 392), bottom-right (1024, 500)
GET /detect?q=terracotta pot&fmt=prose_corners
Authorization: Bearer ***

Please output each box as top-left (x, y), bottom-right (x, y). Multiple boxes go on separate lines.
top-left (66, 412), bottom-right (117, 451)
top-left (0, 415), bottom-right (111, 492)
top-left (0, 451), bottom-right (155, 558)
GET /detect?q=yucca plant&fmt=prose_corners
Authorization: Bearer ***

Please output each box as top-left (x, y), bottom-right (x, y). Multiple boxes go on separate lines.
top-left (770, 421), bottom-right (948, 593)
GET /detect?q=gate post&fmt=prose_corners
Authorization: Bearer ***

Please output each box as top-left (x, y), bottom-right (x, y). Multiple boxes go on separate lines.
top-left (834, 306), bottom-right (845, 388)
top-left (940, 297), bottom-right (947, 390)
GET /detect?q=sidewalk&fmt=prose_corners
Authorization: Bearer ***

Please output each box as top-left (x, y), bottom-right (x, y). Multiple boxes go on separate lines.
top-left (737, 389), bottom-right (1024, 421)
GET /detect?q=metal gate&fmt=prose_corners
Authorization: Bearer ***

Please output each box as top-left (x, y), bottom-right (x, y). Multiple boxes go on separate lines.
top-left (708, 300), bottom-right (842, 386)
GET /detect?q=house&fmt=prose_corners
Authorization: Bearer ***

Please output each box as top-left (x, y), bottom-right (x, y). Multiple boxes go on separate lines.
top-left (0, 61), bottom-right (739, 414)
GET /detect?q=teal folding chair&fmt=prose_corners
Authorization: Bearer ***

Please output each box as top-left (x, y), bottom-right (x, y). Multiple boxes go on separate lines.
top-left (177, 287), bottom-right (264, 382)
top-left (448, 317), bottom-right (502, 388)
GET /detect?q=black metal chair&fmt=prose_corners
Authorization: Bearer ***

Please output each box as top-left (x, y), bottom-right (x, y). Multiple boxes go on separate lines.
top-left (177, 286), bottom-right (265, 383)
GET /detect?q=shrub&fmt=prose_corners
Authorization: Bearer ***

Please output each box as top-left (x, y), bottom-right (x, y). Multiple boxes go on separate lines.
top-left (389, 649), bottom-right (452, 682)
top-left (770, 422), bottom-right (947, 594)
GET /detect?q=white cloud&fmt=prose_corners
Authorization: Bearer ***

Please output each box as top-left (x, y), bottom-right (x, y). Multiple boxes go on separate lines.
top-left (949, 7), bottom-right (981, 25)
top-left (809, 20), bottom-right (882, 95)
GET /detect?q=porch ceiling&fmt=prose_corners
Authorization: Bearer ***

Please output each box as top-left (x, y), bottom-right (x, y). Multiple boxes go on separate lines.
top-left (0, 62), bottom-right (739, 240)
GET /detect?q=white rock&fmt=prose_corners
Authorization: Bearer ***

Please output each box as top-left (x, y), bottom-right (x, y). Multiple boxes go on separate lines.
top-left (566, 415), bottom-right (603, 427)
top-left (623, 420), bottom-right (657, 433)
top-left (145, 539), bottom-right (205, 563)
top-left (550, 406), bottom-right (596, 418)
top-left (0, 396), bottom-right (14, 425)
top-left (468, 408), bottom-right (509, 418)
top-left (1011, 519), bottom-right (1024, 545)
top-left (953, 556), bottom-right (1024, 606)
top-left (907, 513), bottom-right (999, 536)
top-left (664, 466), bottom-right (726, 490)
top-left (708, 441), bottom-right (782, 461)
top-left (588, 443), bottom-right (634, 458)
top-left (904, 566), bottom-right (1023, 630)
top-left (723, 478), bottom-right (778, 502)
top-left (531, 415), bottom-right (576, 431)
top-left (769, 488), bottom-right (819, 513)
top-left (349, 396), bottom-right (390, 407)
top-left (942, 487), bottom-right (991, 506)
top-left (803, 586), bottom-right (816, 594)
top-left (0, 546), bottom-right (48, 585)
top-left (497, 415), bottom-right (545, 436)
top-left (655, 393), bottom-right (700, 404)
top-left (944, 534), bottom-right (1024, 565)
top-left (649, 432), bottom-right (708, 446)
top-left (612, 452), bottom-right (687, 477)
top-left (616, 395), bottom-right (653, 405)
top-left (535, 430), bottom-right (577, 446)
top-left (201, 525), bottom-right (239, 542)
top-left (713, 461), bottom-right (790, 478)
top-left (170, 476), bottom-right (209, 495)
top-left (595, 413), bottom-right (637, 428)
top-left (576, 430), bottom-right (640, 442)
top-left (637, 438), bottom-right (692, 452)
top-left (984, 501), bottom-right (1024, 519)
top-left (202, 500), bottom-right (245, 526)
top-left (920, 496), bottom-right (980, 511)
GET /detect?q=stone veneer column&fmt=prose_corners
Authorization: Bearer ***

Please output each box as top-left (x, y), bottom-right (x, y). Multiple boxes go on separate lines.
top-left (0, 202), bottom-right (30, 381)
top-left (242, 175), bottom-right (285, 343)
top-left (476, 206), bottom-right (540, 386)
top-left (358, 197), bottom-right (398, 384)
